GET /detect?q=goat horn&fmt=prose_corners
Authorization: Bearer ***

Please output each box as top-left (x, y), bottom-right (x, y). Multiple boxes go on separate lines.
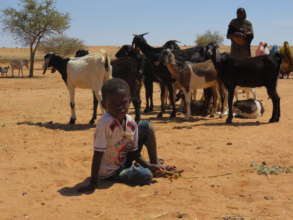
top-left (142, 32), bottom-right (149, 36)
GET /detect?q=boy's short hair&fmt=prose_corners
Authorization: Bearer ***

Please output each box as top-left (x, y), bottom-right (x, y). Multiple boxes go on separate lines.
top-left (102, 78), bottom-right (130, 100)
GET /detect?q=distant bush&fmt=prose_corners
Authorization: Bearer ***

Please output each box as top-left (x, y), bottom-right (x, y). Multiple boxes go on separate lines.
top-left (195, 30), bottom-right (224, 46)
top-left (39, 36), bottom-right (85, 56)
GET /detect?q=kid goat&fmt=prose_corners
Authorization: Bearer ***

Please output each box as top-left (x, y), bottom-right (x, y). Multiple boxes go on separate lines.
top-left (43, 52), bottom-right (112, 124)
top-left (207, 44), bottom-right (282, 124)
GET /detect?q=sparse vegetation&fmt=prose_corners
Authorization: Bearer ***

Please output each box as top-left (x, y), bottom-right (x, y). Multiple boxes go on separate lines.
top-left (39, 36), bottom-right (85, 57)
top-left (195, 30), bottom-right (224, 46)
top-left (250, 161), bottom-right (292, 175)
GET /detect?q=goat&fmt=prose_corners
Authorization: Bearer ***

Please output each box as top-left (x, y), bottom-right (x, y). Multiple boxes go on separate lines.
top-left (132, 33), bottom-right (180, 118)
top-left (160, 48), bottom-right (226, 119)
top-left (9, 59), bottom-right (29, 77)
top-left (43, 52), bottom-right (112, 124)
top-left (118, 40), bottom-right (180, 115)
top-left (111, 46), bottom-right (144, 122)
top-left (75, 49), bottom-right (89, 57)
top-left (0, 66), bottom-right (9, 77)
top-left (233, 99), bottom-right (264, 119)
top-left (207, 43), bottom-right (282, 124)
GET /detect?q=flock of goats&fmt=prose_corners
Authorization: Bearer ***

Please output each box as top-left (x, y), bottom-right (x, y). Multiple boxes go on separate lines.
top-left (3, 33), bottom-right (286, 125)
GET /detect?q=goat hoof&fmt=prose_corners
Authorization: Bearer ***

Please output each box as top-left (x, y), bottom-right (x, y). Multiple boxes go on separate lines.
top-left (144, 108), bottom-right (151, 113)
top-left (157, 112), bottom-right (163, 118)
top-left (226, 118), bottom-right (232, 124)
top-left (69, 118), bottom-right (76, 124)
top-left (269, 118), bottom-right (279, 123)
top-left (170, 111), bottom-right (176, 118)
top-left (89, 119), bottom-right (95, 125)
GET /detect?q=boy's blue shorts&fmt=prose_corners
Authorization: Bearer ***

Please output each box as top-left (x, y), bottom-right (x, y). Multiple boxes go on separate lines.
top-left (106, 165), bottom-right (153, 185)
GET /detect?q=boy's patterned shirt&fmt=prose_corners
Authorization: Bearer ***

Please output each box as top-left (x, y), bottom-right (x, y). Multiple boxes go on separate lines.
top-left (93, 113), bottom-right (138, 178)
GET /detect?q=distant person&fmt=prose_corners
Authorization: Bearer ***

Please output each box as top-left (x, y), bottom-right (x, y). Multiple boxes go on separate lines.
top-left (279, 41), bottom-right (293, 78)
top-left (78, 78), bottom-right (176, 193)
top-left (227, 8), bottom-right (254, 59)
top-left (256, 42), bottom-right (270, 56)
top-left (270, 45), bottom-right (279, 55)
top-left (263, 43), bottom-right (270, 55)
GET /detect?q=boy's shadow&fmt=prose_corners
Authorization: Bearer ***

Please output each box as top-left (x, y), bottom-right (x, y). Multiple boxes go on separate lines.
top-left (58, 177), bottom-right (114, 196)
top-left (58, 177), bottom-right (157, 196)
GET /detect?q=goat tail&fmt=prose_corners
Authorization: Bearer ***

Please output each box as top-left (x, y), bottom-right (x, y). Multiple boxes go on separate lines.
top-left (99, 49), bottom-right (112, 80)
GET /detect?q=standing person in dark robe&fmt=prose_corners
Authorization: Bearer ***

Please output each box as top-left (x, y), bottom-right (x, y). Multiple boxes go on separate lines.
top-left (227, 8), bottom-right (254, 59)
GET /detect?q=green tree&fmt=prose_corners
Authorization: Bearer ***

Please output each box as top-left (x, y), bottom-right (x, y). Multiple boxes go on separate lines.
top-left (39, 36), bottom-right (85, 57)
top-left (195, 30), bottom-right (224, 46)
top-left (1, 0), bottom-right (70, 77)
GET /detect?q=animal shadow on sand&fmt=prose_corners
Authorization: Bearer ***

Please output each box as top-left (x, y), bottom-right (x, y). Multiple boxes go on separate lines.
top-left (172, 120), bottom-right (268, 130)
top-left (148, 114), bottom-right (208, 124)
top-left (0, 75), bottom-right (45, 79)
top-left (17, 121), bottom-right (95, 131)
top-left (58, 177), bottom-right (157, 196)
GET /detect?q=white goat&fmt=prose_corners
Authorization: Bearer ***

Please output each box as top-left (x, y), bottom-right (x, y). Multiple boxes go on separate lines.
top-left (43, 52), bottom-right (112, 124)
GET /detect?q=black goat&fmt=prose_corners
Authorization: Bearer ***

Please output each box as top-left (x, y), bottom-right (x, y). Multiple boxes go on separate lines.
top-left (207, 43), bottom-right (282, 124)
top-left (111, 46), bottom-right (144, 122)
top-left (132, 33), bottom-right (180, 118)
top-left (117, 41), bottom-right (180, 115)
top-left (75, 49), bottom-right (89, 57)
top-left (171, 43), bottom-right (213, 62)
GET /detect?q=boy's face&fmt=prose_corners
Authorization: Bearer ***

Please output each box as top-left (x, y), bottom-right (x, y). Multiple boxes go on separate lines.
top-left (102, 89), bottom-right (130, 122)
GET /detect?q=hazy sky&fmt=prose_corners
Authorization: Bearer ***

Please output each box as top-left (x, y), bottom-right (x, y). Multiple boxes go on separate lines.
top-left (1, 0), bottom-right (293, 47)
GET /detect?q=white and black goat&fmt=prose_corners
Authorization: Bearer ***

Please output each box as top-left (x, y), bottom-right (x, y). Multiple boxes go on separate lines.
top-left (207, 43), bottom-right (282, 124)
top-left (233, 99), bottom-right (264, 119)
top-left (43, 52), bottom-right (112, 124)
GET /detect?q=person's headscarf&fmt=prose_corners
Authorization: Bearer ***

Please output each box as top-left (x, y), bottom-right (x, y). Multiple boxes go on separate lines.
top-left (237, 8), bottom-right (247, 20)
top-left (280, 41), bottom-right (293, 66)
top-left (270, 45), bottom-right (279, 54)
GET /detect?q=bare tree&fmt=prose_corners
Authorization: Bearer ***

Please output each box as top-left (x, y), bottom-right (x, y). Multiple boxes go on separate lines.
top-left (1, 0), bottom-right (70, 77)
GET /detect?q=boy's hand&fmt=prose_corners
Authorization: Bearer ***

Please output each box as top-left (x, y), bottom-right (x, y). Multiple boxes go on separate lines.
top-left (148, 163), bottom-right (165, 174)
top-left (77, 182), bottom-right (96, 194)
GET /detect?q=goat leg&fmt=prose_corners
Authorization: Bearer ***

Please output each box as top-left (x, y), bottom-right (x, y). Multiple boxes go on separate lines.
top-left (266, 85), bottom-right (280, 123)
top-left (157, 83), bottom-right (166, 118)
top-left (89, 91), bottom-right (98, 125)
top-left (167, 83), bottom-right (176, 118)
top-left (226, 86), bottom-right (235, 124)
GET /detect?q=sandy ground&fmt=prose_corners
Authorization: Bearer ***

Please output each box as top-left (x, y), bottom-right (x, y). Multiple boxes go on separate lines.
top-left (1, 60), bottom-right (293, 220)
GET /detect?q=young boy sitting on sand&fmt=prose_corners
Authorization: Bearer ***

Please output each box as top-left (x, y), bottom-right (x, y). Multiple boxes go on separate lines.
top-left (78, 78), bottom-right (167, 193)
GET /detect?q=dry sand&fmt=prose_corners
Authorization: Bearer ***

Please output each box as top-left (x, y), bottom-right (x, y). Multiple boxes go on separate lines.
top-left (1, 47), bottom-right (293, 220)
